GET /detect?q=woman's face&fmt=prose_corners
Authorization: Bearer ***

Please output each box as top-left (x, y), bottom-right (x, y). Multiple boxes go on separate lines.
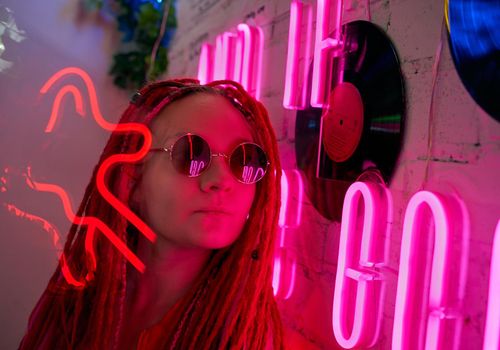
top-left (132, 93), bottom-right (257, 250)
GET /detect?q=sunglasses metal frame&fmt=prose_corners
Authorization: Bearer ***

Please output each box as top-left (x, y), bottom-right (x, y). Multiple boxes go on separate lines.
top-left (149, 133), bottom-right (270, 184)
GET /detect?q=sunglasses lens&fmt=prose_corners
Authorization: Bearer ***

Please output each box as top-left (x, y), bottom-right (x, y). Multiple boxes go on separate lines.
top-left (171, 134), bottom-right (210, 176)
top-left (230, 144), bottom-right (269, 184)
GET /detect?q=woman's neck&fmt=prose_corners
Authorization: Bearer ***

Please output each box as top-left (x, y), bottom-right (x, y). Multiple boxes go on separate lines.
top-left (121, 236), bottom-right (211, 345)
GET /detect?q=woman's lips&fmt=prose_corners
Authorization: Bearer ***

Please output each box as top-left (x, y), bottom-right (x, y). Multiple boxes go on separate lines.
top-left (193, 208), bottom-right (231, 215)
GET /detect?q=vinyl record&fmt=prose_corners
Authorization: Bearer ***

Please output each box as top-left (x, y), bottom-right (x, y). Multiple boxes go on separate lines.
top-left (295, 20), bottom-right (405, 221)
top-left (447, 0), bottom-right (500, 121)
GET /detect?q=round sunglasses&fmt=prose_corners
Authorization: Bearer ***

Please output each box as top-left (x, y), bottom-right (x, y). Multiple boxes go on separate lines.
top-left (149, 133), bottom-right (270, 184)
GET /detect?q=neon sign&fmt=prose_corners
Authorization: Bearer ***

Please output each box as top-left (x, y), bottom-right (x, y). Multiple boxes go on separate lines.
top-left (283, 0), bottom-right (313, 109)
top-left (197, 23), bottom-right (263, 99)
top-left (197, 43), bottom-right (214, 84)
top-left (271, 176), bottom-right (491, 348)
top-left (332, 181), bottom-right (391, 348)
top-left (392, 191), bottom-right (469, 349)
top-left (197, 1), bottom-right (349, 109)
top-left (310, 0), bottom-right (343, 108)
top-left (274, 169), bottom-right (303, 299)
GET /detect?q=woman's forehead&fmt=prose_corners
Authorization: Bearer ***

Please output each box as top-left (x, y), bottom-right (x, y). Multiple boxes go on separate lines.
top-left (151, 93), bottom-right (255, 147)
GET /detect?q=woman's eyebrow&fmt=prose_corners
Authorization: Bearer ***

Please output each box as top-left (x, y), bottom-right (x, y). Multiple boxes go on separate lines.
top-left (159, 131), bottom-right (187, 146)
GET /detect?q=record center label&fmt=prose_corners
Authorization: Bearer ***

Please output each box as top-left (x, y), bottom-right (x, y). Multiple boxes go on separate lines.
top-left (322, 82), bottom-right (364, 162)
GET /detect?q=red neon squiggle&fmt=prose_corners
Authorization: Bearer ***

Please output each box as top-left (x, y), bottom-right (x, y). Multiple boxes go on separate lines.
top-left (44, 84), bottom-right (85, 133)
top-left (37, 67), bottom-right (160, 286)
top-left (60, 254), bottom-right (85, 288)
top-left (40, 67), bottom-right (114, 131)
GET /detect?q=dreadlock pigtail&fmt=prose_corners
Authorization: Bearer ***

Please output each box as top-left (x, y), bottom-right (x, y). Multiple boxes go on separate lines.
top-left (195, 257), bottom-right (245, 347)
top-left (250, 291), bottom-right (269, 348)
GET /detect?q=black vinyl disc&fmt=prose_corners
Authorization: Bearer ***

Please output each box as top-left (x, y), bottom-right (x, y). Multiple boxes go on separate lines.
top-left (295, 20), bottom-right (405, 221)
top-left (447, 0), bottom-right (500, 121)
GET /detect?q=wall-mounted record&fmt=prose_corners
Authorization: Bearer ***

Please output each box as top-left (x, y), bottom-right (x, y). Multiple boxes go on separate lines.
top-left (295, 20), bottom-right (405, 221)
top-left (447, 0), bottom-right (500, 122)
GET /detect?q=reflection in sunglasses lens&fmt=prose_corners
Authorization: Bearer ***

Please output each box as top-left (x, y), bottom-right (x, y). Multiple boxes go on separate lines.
top-left (172, 135), bottom-right (210, 176)
top-left (171, 135), bottom-right (268, 183)
top-left (231, 144), bottom-right (268, 184)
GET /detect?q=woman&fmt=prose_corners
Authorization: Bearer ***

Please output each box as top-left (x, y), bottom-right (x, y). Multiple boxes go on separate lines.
top-left (19, 79), bottom-right (284, 349)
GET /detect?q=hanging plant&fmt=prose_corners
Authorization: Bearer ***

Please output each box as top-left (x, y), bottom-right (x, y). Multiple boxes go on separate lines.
top-left (82, 0), bottom-right (177, 90)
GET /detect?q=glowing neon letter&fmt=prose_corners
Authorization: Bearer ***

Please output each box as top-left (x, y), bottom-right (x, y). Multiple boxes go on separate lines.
top-left (283, 0), bottom-right (312, 109)
top-left (332, 181), bottom-right (389, 348)
top-left (484, 220), bottom-right (500, 350)
top-left (311, 0), bottom-right (343, 107)
top-left (197, 43), bottom-right (214, 84)
top-left (189, 161), bottom-right (205, 176)
top-left (273, 170), bottom-right (303, 299)
top-left (214, 32), bottom-right (238, 81)
top-left (393, 191), bottom-right (460, 349)
top-left (236, 23), bottom-right (263, 100)
top-left (198, 24), bottom-right (263, 99)
top-left (242, 166), bottom-right (254, 183)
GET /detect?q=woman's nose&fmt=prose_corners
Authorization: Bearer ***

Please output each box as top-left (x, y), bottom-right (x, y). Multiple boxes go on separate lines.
top-left (199, 155), bottom-right (234, 192)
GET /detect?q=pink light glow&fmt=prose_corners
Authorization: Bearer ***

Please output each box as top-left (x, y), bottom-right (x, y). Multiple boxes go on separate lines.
top-left (255, 26), bottom-right (264, 100)
top-left (278, 170), bottom-right (289, 228)
top-left (283, 0), bottom-right (301, 109)
top-left (272, 236), bottom-right (298, 300)
top-left (214, 32), bottom-right (237, 81)
top-left (283, 0), bottom-right (313, 109)
top-left (484, 220), bottom-right (500, 350)
top-left (197, 43), bottom-right (214, 85)
top-left (199, 24), bottom-right (263, 99)
top-left (278, 169), bottom-right (304, 229)
top-left (284, 259), bottom-right (297, 300)
top-left (332, 181), bottom-right (389, 348)
top-left (392, 191), bottom-right (459, 350)
top-left (236, 23), bottom-right (263, 99)
top-left (310, 0), bottom-right (343, 107)
top-left (273, 170), bottom-right (304, 298)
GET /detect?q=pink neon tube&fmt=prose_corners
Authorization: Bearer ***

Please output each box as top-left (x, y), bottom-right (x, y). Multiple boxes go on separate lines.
top-left (310, 0), bottom-right (343, 108)
top-left (392, 191), bottom-right (452, 350)
top-left (483, 220), bottom-right (500, 349)
top-left (214, 32), bottom-right (237, 81)
top-left (237, 24), bottom-right (253, 91)
top-left (273, 170), bottom-right (302, 298)
top-left (197, 43), bottom-right (214, 84)
top-left (236, 23), bottom-right (263, 100)
top-left (283, 0), bottom-right (301, 109)
top-left (283, 1), bottom-right (312, 110)
top-left (332, 181), bottom-right (387, 348)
